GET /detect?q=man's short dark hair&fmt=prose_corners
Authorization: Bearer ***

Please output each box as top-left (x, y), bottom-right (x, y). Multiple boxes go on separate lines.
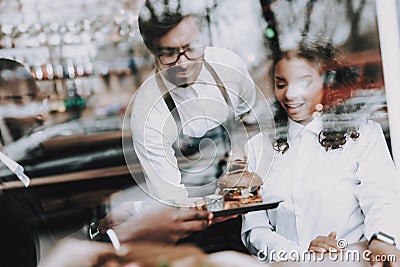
top-left (138, 0), bottom-right (202, 51)
top-left (139, 0), bottom-right (185, 51)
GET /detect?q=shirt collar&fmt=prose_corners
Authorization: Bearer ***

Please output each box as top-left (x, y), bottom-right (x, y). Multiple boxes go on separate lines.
top-left (288, 116), bottom-right (323, 142)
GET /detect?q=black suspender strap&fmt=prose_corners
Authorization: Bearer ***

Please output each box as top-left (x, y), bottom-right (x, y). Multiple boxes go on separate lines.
top-left (155, 61), bottom-right (235, 126)
top-left (203, 61), bottom-right (234, 111)
top-left (155, 69), bottom-right (182, 128)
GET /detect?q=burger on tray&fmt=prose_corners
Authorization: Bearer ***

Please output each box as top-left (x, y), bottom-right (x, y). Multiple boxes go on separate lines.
top-left (217, 158), bottom-right (263, 209)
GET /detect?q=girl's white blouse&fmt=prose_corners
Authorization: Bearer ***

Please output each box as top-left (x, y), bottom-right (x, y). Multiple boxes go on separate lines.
top-left (242, 118), bottom-right (400, 261)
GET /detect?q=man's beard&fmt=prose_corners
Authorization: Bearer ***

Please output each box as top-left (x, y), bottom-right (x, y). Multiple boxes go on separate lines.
top-left (164, 63), bottom-right (201, 88)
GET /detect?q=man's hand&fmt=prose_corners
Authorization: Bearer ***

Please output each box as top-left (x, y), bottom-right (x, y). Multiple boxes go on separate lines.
top-left (367, 240), bottom-right (400, 267)
top-left (308, 231), bottom-right (340, 253)
top-left (106, 203), bottom-right (212, 244)
top-left (98, 201), bottom-right (135, 233)
top-left (211, 214), bottom-right (238, 224)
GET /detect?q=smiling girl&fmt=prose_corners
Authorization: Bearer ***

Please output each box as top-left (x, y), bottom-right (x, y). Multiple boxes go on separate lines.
top-left (241, 37), bottom-right (400, 263)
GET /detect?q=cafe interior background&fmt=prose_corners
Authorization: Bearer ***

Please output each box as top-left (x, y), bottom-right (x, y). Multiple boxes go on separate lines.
top-left (0, 0), bottom-right (398, 258)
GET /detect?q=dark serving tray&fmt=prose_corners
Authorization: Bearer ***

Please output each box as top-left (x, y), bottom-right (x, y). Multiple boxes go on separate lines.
top-left (213, 200), bottom-right (282, 217)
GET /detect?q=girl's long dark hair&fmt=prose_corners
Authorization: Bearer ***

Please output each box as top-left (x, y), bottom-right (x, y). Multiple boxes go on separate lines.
top-left (271, 37), bottom-right (361, 153)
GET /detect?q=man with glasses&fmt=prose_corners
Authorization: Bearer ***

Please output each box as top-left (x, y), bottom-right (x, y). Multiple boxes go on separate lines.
top-left (131, 1), bottom-right (257, 202)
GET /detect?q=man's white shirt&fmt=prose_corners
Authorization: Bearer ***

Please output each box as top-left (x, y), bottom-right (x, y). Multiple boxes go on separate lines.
top-left (131, 47), bottom-right (256, 200)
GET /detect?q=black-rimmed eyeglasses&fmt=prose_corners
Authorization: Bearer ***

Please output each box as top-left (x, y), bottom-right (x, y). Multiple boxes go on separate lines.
top-left (157, 47), bottom-right (204, 65)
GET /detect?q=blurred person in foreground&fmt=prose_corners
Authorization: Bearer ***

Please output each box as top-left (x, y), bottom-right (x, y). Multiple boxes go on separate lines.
top-left (0, 60), bottom-right (244, 266)
top-left (39, 237), bottom-right (267, 267)
top-left (0, 59), bottom-right (214, 266)
top-left (0, 58), bottom-right (49, 266)
top-left (40, 193), bottom-right (272, 267)
top-left (241, 37), bottom-right (400, 265)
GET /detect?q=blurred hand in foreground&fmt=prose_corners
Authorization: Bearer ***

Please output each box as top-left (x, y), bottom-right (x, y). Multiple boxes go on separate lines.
top-left (98, 202), bottom-right (212, 244)
top-left (38, 238), bottom-right (134, 267)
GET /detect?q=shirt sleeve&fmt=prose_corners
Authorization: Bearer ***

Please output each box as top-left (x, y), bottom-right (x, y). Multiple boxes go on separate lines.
top-left (242, 210), bottom-right (305, 262)
top-left (242, 135), bottom-right (305, 262)
top-left (355, 121), bottom-right (400, 248)
top-left (131, 110), bottom-right (188, 201)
